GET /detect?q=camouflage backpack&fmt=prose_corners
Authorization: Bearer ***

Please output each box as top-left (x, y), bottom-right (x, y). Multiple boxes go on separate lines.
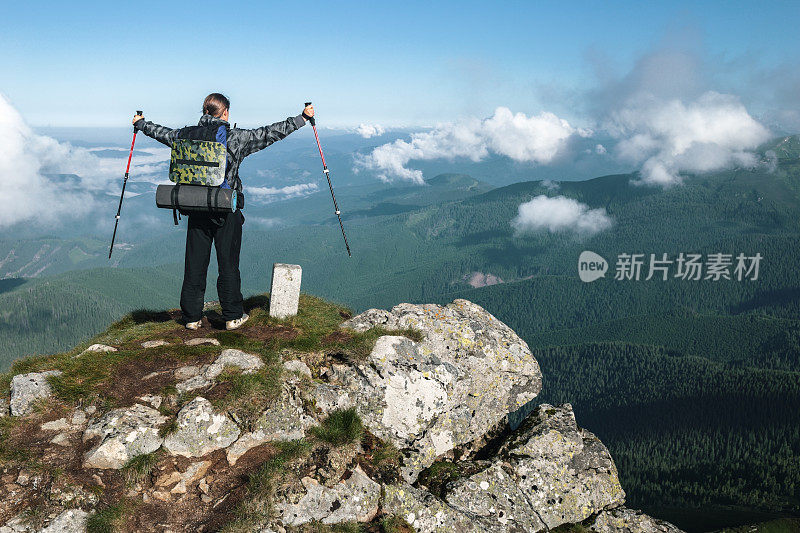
top-left (168, 124), bottom-right (231, 187)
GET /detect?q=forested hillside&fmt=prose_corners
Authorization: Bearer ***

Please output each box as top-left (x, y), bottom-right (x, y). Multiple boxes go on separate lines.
top-left (1, 136), bottom-right (798, 530)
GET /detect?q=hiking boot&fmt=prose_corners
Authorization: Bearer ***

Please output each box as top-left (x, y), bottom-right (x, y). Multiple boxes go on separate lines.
top-left (226, 313), bottom-right (249, 331)
top-left (185, 320), bottom-right (202, 330)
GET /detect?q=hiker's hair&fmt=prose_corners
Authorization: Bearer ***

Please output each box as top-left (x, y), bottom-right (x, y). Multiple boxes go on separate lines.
top-left (202, 93), bottom-right (230, 117)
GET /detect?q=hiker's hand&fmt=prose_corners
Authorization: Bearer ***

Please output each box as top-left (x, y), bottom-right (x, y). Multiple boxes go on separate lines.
top-left (132, 113), bottom-right (144, 125)
top-left (302, 104), bottom-right (314, 120)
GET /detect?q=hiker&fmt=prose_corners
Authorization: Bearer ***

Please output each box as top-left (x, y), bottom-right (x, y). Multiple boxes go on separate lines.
top-left (132, 94), bottom-right (314, 330)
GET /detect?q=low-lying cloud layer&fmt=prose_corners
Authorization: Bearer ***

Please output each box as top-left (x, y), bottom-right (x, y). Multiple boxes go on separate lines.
top-left (0, 94), bottom-right (170, 228)
top-left (248, 182), bottom-right (319, 202)
top-left (358, 41), bottom-right (777, 188)
top-left (512, 195), bottom-right (613, 236)
top-left (355, 107), bottom-right (586, 184)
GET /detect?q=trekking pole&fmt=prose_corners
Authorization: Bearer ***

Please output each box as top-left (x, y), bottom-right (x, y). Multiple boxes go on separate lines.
top-left (108, 110), bottom-right (142, 259)
top-left (305, 102), bottom-right (351, 257)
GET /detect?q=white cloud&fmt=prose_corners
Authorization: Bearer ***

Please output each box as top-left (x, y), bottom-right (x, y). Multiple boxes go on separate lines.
top-left (247, 182), bottom-right (319, 202)
top-left (355, 107), bottom-right (585, 184)
top-left (356, 123), bottom-right (385, 138)
top-left (512, 195), bottom-right (613, 235)
top-left (607, 91), bottom-right (771, 186)
top-left (0, 96), bottom-right (97, 227)
top-left (0, 95), bottom-right (172, 229)
top-left (248, 216), bottom-right (282, 229)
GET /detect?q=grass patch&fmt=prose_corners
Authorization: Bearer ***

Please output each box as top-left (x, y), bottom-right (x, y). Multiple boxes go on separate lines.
top-left (158, 418), bottom-right (178, 438)
top-left (214, 331), bottom-right (266, 352)
top-left (551, 523), bottom-right (589, 533)
top-left (379, 515), bottom-right (415, 533)
top-left (87, 501), bottom-right (130, 533)
top-left (212, 363), bottom-right (283, 430)
top-left (222, 439), bottom-right (313, 533)
top-left (360, 432), bottom-right (402, 484)
top-left (0, 416), bottom-right (29, 464)
top-left (294, 516), bottom-right (414, 532)
top-left (415, 460), bottom-right (460, 498)
top-left (47, 350), bottom-right (127, 404)
top-left (121, 451), bottom-right (160, 487)
top-left (311, 408), bottom-right (363, 447)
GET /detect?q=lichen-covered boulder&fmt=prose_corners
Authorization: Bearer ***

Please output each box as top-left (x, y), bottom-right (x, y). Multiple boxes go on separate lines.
top-left (83, 403), bottom-right (169, 469)
top-left (227, 380), bottom-right (314, 465)
top-left (40, 509), bottom-right (90, 533)
top-left (445, 404), bottom-right (625, 530)
top-left (383, 483), bottom-right (501, 533)
top-left (590, 508), bottom-right (685, 533)
top-left (142, 340), bottom-right (170, 348)
top-left (10, 370), bottom-right (63, 416)
top-left (333, 299), bottom-right (542, 482)
top-left (274, 465), bottom-right (380, 526)
top-left (163, 397), bottom-right (240, 457)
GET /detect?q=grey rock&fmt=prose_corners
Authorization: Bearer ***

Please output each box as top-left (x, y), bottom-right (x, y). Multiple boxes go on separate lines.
top-left (10, 370), bottom-right (62, 416)
top-left (142, 340), bottom-right (170, 348)
top-left (40, 509), bottom-right (90, 533)
top-left (175, 349), bottom-right (264, 393)
top-left (176, 375), bottom-right (212, 394)
top-left (590, 508), bottom-right (685, 533)
top-left (282, 359), bottom-right (312, 378)
top-left (83, 403), bottom-right (169, 469)
top-left (445, 404), bottom-right (625, 530)
top-left (81, 343), bottom-right (118, 354)
top-left (206, 348), bottom-right (263, 379)
top-left (41, 418), bottom-right (71, 431)
top-left (184, 337), bottom-right (220, 346)
top-left (310, 382), bottom-right (353, 413)
top-left (174, 365), bottom-right (202, 380)
top-left (137, 394), bottom-right (163, 409)
top-left (0, 514), bottom-right (29, 533)
top-left (227, 381), bottom-right (314, 465)
top-left (163, 397), bottom-right (240, 457)
top-left (336, 299), bottom-right (542, 482)
top-left (0, 398), bottom-right (8, 418)
top-left (383, 483), bottom-right (500, 533)
top-left (269, 263), bottom-right (302, 319)
top-left (275, 465), bottom-right (380, 526)
top-left (155, 460), bottom-right (212, 494)
top-left (51, 432), bottom-right (71, 446)
top-left (40, 408), bottom-right (87, 432)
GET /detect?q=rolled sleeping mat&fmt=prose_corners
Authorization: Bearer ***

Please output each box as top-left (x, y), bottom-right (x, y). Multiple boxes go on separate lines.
top-left (155, 184), bottom-right (244, 214)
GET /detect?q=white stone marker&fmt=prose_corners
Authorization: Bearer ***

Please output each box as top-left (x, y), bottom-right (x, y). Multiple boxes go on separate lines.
top-left (269, 263), bottom-right (302, 319)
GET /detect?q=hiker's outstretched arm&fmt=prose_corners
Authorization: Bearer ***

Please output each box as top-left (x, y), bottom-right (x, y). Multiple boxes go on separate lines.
top-left (133, 117), bottom-right (179, 147)
top-left (238, 114), bottom-right (306, 157)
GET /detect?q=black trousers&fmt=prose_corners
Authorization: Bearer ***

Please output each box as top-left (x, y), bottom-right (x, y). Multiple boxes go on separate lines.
top-left (180, 210), bottom-right (244, 322)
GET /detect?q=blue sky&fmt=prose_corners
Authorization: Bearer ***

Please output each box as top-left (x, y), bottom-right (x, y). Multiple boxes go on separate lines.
top-left (2, 0), bottom-right (798, 127)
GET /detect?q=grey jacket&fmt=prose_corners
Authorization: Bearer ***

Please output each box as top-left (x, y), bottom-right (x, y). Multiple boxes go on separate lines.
top-left (134, 113), bottom-right (306, 191)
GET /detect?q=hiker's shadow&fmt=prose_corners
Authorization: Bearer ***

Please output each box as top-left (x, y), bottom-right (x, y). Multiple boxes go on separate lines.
top-left (130, 309), bottom-right (179, 324)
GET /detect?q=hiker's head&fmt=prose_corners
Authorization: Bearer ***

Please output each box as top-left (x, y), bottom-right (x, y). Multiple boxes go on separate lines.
top-left (203, 93), bottom-right (230, 121)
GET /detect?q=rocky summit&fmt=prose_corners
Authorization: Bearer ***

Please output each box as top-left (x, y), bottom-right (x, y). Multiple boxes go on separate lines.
top-left (0, 295), bottom-right (683, 532)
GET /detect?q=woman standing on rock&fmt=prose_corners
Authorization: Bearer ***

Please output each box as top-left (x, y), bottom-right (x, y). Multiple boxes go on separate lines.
top-left (132, 95), bottom-right (314, 331)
